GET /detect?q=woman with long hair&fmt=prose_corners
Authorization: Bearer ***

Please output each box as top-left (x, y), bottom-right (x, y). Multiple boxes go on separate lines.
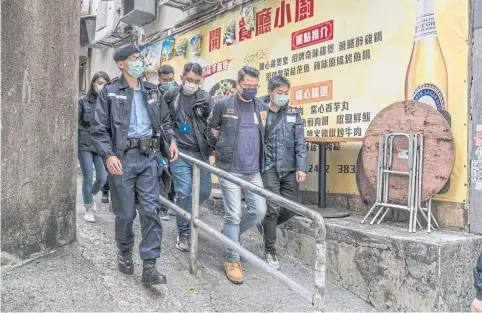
top-left (78, 71), bottom-right (110, 222)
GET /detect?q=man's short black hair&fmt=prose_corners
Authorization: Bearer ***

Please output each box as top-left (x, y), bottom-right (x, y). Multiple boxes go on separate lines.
top-left (182, 62), bottom-right (203, 77)
top-left (158, 64), bottom-right (175, 76)
top-left (268, 75), bottom-right (291, 91)
top-left (237, 66), bottom-right (259, 82)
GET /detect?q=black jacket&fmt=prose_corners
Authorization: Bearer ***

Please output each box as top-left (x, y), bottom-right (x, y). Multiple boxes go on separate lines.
top-left (78, 93), bottom-right (98, 153)
top-left (164, 86), bottom-right (216, 159)
top-left (90, 75), bottom-right (174, 161)
top-left (207, 94), bottom-right (267, 172)
top-left (259, 95), bottom-right (307, 173)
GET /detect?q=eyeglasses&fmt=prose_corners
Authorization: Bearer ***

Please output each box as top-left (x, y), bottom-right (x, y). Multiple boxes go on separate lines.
top-left (127, 54), bottom-right (144, 62)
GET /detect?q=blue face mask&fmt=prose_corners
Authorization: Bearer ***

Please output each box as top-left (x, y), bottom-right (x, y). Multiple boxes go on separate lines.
top-left (161, 81), bottom-right (176, 90)
top-left (241, 87), bottom-right (257, 101)
top-left (127, 60), bottom-right (144, 78)
top-left (273, 94), bottom-right (289, 107)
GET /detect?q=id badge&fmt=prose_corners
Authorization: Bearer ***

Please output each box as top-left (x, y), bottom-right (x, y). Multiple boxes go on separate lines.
top-left (179, 123), bottom-right (191, 134)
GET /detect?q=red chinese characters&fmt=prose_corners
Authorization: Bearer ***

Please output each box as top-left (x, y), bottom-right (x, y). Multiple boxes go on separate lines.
top-left (274, 0), bottom-right (292, 29)
top-left (238, 18), bottom-right (252, 42)
top-left (295, 0), bottom-right (314, 22)
top-left (202, 59), bottom-right (232, 78)
top-left (291, 80), bottom-right (333, 105)
top-left (209, 27), bottom-right (221, 52)
top-left (291, 20), bottom-right (334, 51)
top-left (255, 8), bottom-right (271, 36)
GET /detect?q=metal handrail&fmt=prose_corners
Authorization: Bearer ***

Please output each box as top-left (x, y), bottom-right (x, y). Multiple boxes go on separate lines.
top-left (159, 152), bottom-right (326, 310)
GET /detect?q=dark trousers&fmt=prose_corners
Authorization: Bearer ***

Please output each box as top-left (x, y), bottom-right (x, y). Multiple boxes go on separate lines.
top-left (106, 160), bottom-right (172, 211)
top-left (109, 149), bottom-right (163, 260)
top-left (107, 165), bottom-right (174, 211)
top-left (102, 180), bottom-right (109, 193)
top-left (262, 168), bottom-right (298, 254)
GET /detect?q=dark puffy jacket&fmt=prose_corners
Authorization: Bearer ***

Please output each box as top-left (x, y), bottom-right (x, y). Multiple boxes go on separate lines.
top-left (78, 93), bottom-right (98, 153)
top-left (207, 94), bottom-right (267, 172)
top-left (164, 86), bottom-right (216, 159)
top-left (259, 95), bottom-right (307, 173)
top-left (90, 75), bottom-right (174, 161)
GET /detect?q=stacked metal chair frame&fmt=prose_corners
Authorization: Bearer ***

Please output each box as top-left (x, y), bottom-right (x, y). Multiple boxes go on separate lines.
top-left (361, 133), bottom-right (439, 233)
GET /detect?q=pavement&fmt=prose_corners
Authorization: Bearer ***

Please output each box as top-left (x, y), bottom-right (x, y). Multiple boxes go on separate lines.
top-left (1, 177), bottom-right (377, 312)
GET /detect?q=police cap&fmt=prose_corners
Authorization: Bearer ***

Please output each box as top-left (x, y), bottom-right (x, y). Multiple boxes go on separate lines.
top-left (113, 44), bottom-right (140, 62)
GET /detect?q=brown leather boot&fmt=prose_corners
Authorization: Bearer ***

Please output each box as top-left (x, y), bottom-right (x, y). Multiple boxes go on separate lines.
top-left (224, 261), bottom-right (243, 284)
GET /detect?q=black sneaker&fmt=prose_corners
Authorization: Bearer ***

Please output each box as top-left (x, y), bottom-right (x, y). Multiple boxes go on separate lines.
top-left (159, 208), bottom-right (170, 221)
top-left (101, 192), bottom-right (109, 203)
top-left (141, 259), bottom-right (167, 285)
top-left (117, 249), bottom-right (134, 275)
top-left (176, 234), bottom-right (190, 252)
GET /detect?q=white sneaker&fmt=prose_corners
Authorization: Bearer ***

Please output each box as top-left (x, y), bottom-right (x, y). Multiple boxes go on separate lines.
top-left (90, 201), bottom-right (98, 213)
top-left (84, 211), bottom-right (96, 223)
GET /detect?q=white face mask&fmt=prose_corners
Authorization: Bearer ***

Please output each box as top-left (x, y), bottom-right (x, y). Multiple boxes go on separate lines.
top-left (273, 94), bottom-right (289, 107)
top-left (94, 83), bottom-right (104, 93)
top-left (183, 81), bottom-right (199, 95)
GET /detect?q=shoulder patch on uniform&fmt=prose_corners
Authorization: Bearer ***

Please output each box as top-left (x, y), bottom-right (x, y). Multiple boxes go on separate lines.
top-left (107, 77), bottom-right (119, 85)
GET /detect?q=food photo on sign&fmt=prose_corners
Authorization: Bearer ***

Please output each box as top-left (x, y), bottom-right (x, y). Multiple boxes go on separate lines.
top-left (209, 79), bottom-right (237, 101)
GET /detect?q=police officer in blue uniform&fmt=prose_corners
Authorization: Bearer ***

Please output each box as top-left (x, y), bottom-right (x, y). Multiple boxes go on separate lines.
top-left (91, 44), bottom-right (179, 285)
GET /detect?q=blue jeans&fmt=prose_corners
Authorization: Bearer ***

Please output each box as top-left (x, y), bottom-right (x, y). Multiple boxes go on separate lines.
top-left (170, 149), bottom-right (212, 236)
top-left (78, 150), bottom-right (108, 208)
top-left (219, 172), bottom-right (267, 262)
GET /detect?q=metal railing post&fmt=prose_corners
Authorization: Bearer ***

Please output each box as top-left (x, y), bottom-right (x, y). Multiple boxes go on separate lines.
top-left (190, 164), bottom-right (200, 275)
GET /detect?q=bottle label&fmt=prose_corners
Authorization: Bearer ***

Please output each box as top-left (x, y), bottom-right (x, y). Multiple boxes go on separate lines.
top-left (414, 13), bottom-right (437, 40)
top-left (411, 83), bottom-right (445, 110)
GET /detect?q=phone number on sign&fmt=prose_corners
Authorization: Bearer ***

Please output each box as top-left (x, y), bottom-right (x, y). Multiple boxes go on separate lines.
top-left (308, 164), bottom-right (356, 174)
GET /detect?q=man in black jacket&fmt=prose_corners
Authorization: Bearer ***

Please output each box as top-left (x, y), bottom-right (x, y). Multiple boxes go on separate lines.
top-left (257, 75), bottom-right (306, 269)
top-left (164, 62), bottom-right (215, 252)
top-left (156, 64), bottom-right (179, 220)
top-left (90, 44), bottom-right (179, 285)
top-left (158, 64), bottom-right (178, 96)
top-left (208, 66), bottom-right (267, 284)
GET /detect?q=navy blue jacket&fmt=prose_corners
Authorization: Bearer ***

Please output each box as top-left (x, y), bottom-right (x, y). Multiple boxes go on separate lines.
top-left (78, 93), bottom-right (98, 153)
top-left (90, 75), bottom-right (174, 161)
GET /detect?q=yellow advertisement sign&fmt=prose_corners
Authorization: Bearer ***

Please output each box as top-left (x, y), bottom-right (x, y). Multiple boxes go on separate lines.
top-left (163, 0), bottom-right (469, 203)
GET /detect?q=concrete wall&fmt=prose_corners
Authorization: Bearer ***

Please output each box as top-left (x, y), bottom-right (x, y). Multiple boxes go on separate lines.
top-left (1, 0), bottom-right (80, 260)
top-left (276, 215), bottom-right (482, 312)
